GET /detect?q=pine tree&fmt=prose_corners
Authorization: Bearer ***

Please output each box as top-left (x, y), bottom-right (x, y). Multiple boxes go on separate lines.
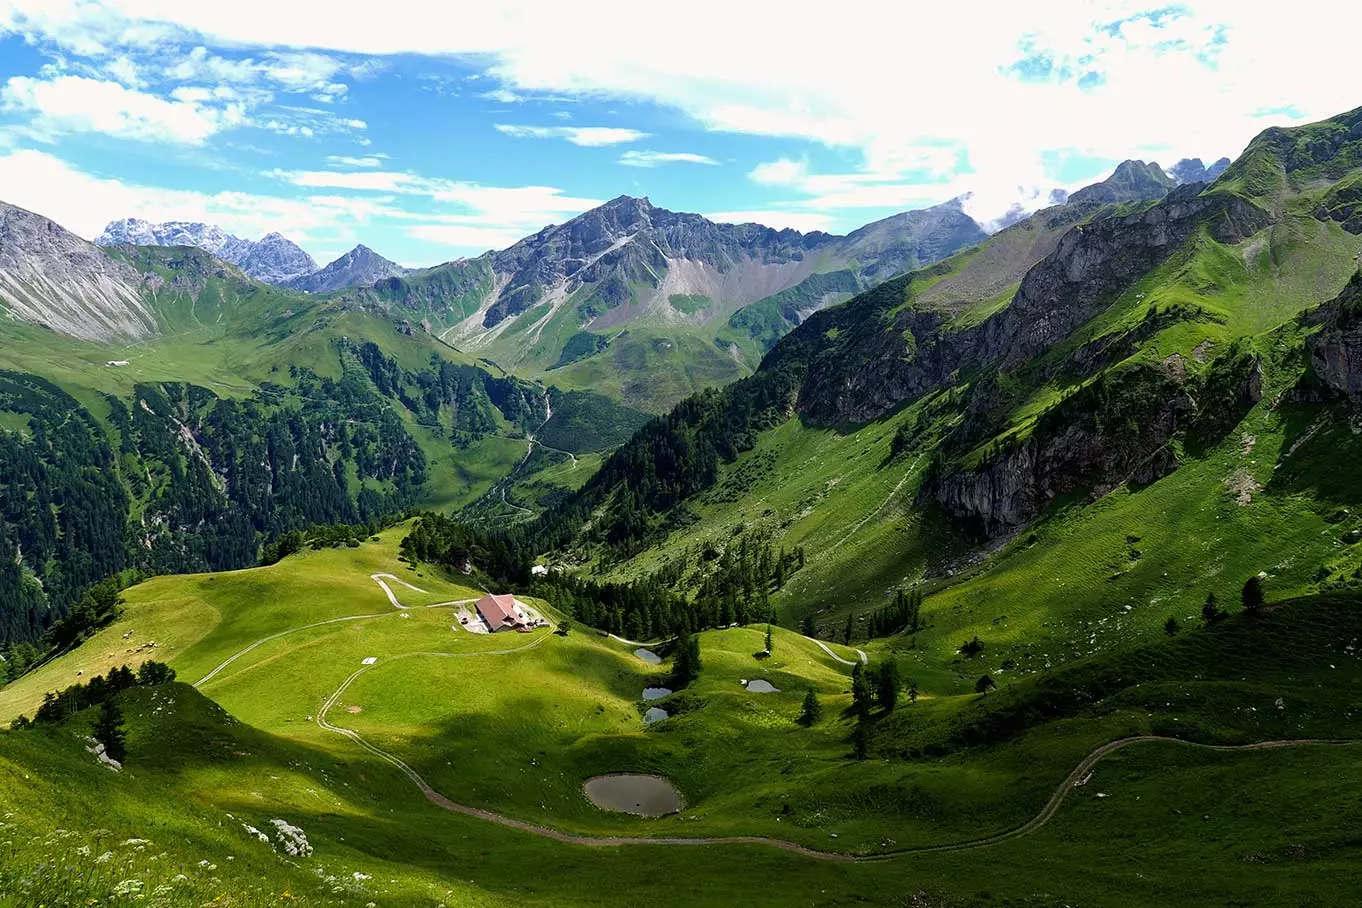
top-left (975, 674), bottom-right (996, 695)
top-left (799, 689), bottom-right (822, 727)
top-left (851, 663), bottom-right (871, 718)
top-left (1202, 592), bottom-right (1224, 625)
top-left (843, 614), bottom-right (854, 645)
top-left (852, 723), bottom-right (869, 760)
top-left (876, 659), bottom-right (901, 712)
top-left (908, 679), bottom-right (919, 704)
top-left (764, 623), bottom-right (773, 655)
top-left (93, 698), bottom-right (126, 764)
top-left (1164, 615), bottom-right (1180, 637)
top-left (1242, 576), bottom-right (1266, 616)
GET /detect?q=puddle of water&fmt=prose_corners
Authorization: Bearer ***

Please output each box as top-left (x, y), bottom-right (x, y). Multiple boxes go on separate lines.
top-left (643, 706), bottom-right (669, 723)
top-left (634, 648), bottom-right (661, 664)
top-left (745, 679), bottom-right (780, 693)
top-left (642, 687), bottom-right (672, 701)
top-left (583, 774), bottom-right (682, 817)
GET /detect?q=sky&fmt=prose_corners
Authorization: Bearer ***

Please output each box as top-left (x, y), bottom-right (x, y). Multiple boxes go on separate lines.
top-left (0, 2), bottom-right (1358, 268)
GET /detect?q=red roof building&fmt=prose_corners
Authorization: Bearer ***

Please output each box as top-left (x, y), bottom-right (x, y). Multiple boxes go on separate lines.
top-left (475, 593), bottom-right (530, 632)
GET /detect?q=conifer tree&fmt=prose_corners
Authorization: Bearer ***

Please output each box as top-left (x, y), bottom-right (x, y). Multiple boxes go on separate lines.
top-left (799, 689), bottom-right (822, 727)
top-left (93, 698), bottom-right (126, 764)
top-left (876, 659), bottom-right (901, 711)
top-left (851, 663), bottom-right (871, 718)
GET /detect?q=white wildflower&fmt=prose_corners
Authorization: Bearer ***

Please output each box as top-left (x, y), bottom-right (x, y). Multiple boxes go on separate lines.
top-left (111, 879), bottom-right (143, 897)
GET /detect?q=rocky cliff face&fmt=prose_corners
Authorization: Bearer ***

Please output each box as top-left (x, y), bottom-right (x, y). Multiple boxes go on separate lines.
top-left (96, 219), bottom-right (316, 285)
top-left (1306, 271), bottom-right (1362, 399)
top-left (934, 352), bottom-right (1263, 537)
top-left (1, 201), bottom-right (157, 341)
top-left (792, 186), bottom-right (1269, 426)
top-left (285, 244), bottom-right (406, 294)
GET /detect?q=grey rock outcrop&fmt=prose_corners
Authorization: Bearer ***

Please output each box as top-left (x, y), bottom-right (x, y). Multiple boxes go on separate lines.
top-left (1307, 272), bottom-right (1362, 399)
top-left (1, 201), bottom-right (157, 341)
top-left (794, 188), bottom-right (1270, 426)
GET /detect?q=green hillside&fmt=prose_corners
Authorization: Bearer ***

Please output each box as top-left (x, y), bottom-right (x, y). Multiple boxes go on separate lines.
top-left (2, 525), bottom-right (1361, 907)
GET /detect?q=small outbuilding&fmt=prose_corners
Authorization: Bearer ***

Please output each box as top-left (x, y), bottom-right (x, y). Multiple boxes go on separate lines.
top-left (475, 593), bottom-right (531, 633)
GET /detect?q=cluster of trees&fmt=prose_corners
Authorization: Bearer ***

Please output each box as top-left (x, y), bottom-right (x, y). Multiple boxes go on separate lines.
top-left (10, 660), bottom-right (175, 731)
top-left (0, 371), bottom-right (132, 645)
top-left (848, 659), bottom-right (916, 760)
top-left (2, 347), bottom-right (459, 649)
top-left (865, 589), bottom-right (924, 640)
top-left (403, 514), bottom-right (788, 640)
top-left (671, 631), bottom-right (702, 688)
top-left (685, 533), bottom-right (805, 629)
top-left (349, 341), bottom-right (542, 441)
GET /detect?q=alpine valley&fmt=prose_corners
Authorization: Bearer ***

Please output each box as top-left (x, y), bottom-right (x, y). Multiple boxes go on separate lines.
top-left (3, 99), bottom-right (1362, 908)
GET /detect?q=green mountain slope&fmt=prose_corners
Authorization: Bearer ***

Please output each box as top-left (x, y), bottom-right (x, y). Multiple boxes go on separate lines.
top-left (518, 106), bottom-right (1362, 663)
top-left (0, 231), bottom-right (640, 647)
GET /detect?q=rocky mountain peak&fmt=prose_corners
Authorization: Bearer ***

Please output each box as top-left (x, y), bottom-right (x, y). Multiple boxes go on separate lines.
top-left (1068, 160), bottom-right (1177, 206)
top-left (283, 243), bottom-right (406, 295)
top-left (94, 218), bottom-right (314, 285)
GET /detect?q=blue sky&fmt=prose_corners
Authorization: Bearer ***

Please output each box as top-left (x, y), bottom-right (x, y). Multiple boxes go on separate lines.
top-left (0, 1), bottom-right (1356, 268)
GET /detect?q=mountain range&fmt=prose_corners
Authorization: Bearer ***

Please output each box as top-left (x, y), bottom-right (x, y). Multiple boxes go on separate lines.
top-left (96, 218), bottom-right (319, 284)
top-left (4, 96), bottom-right (1362, 908)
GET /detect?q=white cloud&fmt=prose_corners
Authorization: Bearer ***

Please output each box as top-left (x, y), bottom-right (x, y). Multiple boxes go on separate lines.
top-left (494, 124), bottom-right (647, 147)
top-left (705, 210), bottom-right (835, 233)
top-left (618, 150), bottom-right (718, 168)
top-left (5, 2), bottom-right (1362, 226)
top-left (0, 148), bottom-right (388, 254)
top-left (1, 74), bottom-right (245, 143)
top-left (325, 153), bottom-right (385, 167)
top-left (748, 157), bottom-right (806, 186)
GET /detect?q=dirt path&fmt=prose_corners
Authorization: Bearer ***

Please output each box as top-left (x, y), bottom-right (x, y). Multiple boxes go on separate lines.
top-left (315, 650), bottom-right (1360, 863)
top-left (195, 575), bottom-right (465, 687)
top-left (821, 453), bottom-right (924, 559)
top-left (811, 638), bottom-right (868, 666)
top-left (370, 573), bottom-right (427, 609)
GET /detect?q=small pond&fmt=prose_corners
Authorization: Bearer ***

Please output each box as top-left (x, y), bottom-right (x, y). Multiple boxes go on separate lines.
top-left (583, 774), bottom-right (683, 817)
top-left (634, 648), bottom-right (661, 664)
top-left (643, 706), bottom-right (669, 724)
top-left (745, 679), bottom-right (780, 693)
top-left (641, 686), bottom-right (672, 701)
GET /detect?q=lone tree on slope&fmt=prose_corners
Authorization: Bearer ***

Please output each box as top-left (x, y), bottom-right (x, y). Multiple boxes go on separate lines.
top-left (1164, 615), bottom-right (1181, 637)
top-left (1203, 592), bottom-right (1226, 626)
top-left (765, 623), bottom-right (773, 655)
top-left (851, 663), bottom-right (872, 718)
top-left (1242, 575), bottom-right (1266, 616)
top-left (799, 689), bottom-right (822, 727)
top-left (975, 674), bottom-right (996, 695)
top-left (876, 659), bottom-right (901, 712)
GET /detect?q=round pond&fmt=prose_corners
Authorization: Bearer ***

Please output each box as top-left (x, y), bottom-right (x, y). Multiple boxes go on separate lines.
top-left (634, 648), bottom-right (661, 665)
top-left (583, 774), bottom-right (683, 817)
top-left (643, 706), bottom-right (669, 723)
top-left (746, 679), bottom-right (780, 693)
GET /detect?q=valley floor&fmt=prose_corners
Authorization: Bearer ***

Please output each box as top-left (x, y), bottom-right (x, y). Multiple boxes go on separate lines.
top-left (3, 527), bottom-right (1361, 907)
